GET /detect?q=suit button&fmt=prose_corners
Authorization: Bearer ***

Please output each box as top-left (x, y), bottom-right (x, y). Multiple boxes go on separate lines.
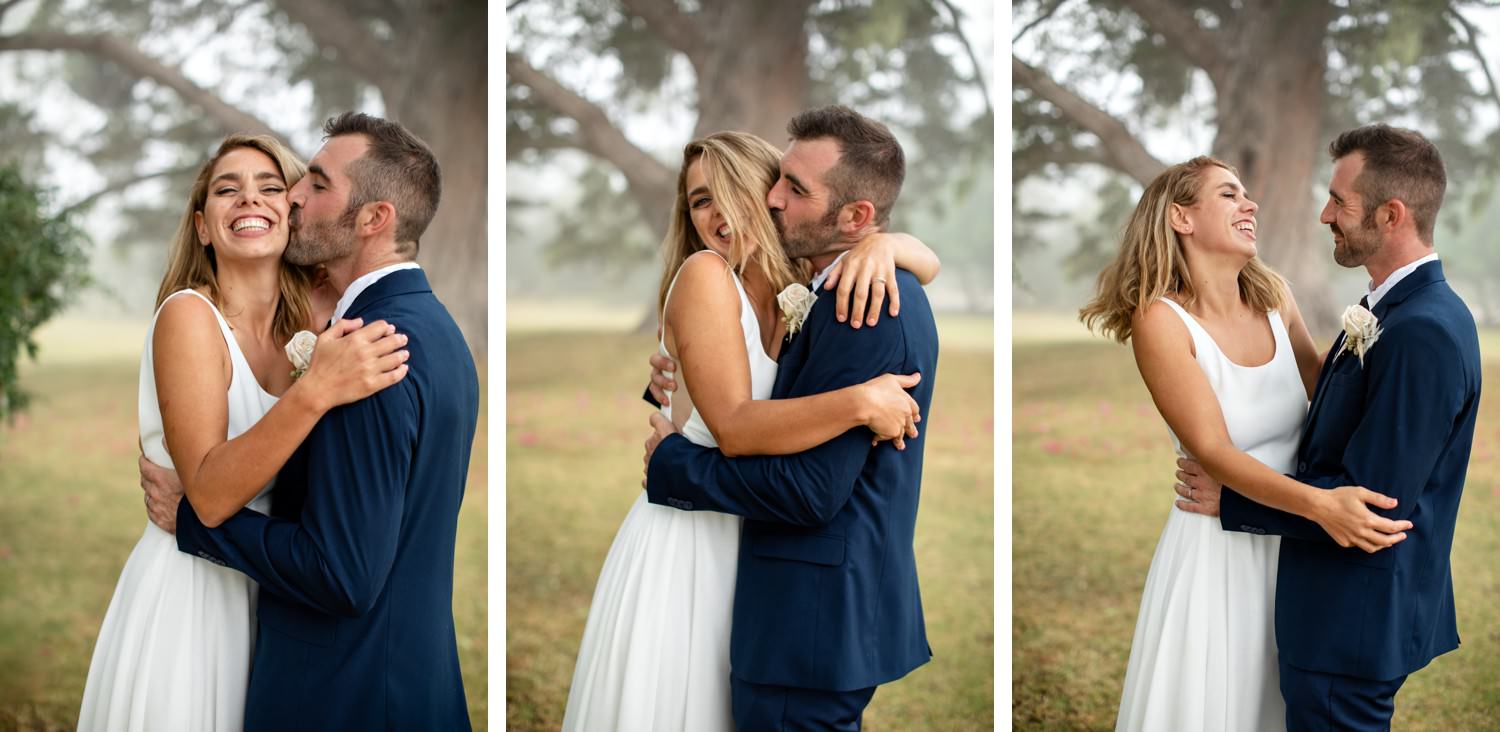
top-left (1297, 462), bottom-right (1307, 473)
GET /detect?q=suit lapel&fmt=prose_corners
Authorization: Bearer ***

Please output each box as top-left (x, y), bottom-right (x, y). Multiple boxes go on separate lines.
top-left (1301, 261), bottom-right (1445, 446)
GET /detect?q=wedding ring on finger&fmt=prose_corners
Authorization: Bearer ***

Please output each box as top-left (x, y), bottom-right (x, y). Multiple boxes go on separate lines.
top-left (873, 277), bottom-right (887, 284)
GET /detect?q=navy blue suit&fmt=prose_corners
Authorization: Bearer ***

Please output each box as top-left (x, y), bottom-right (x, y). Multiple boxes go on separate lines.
top-left (1221, 261), bottom-right (1479, 725)
top-left (176, 269), bottom-right (478, 731)
top-left (646, 268), bottom-right (936, 715)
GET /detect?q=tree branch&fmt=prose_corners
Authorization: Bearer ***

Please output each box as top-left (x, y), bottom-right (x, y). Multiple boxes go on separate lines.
top-left (506, 51), bottom-right (675, 211)
top-left (933, 0), bottom-right (992, 110)
top-left (1013, 0), bottom-right (1072, 43)
top-left (619, 0), bottom-right (707, 63)
top-left (59, 162), bottom-right (200, 217)
top-left (1447, 4), bottom-right (1500, 114)
top-left (0, 32), bottom-right (281, 139)
top-left (1012, 55), bottom-right (1166, 184)
top-left (269, 0), bottom-right (393, 88)
top-left (1116, 0), bottom-right (1229, 88)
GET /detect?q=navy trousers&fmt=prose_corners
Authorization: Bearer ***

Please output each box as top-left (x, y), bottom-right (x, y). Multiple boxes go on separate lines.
top-left (1281, 659), bottom-right (1407, 732)
top-left (731, 677), bottom-right (877, 731)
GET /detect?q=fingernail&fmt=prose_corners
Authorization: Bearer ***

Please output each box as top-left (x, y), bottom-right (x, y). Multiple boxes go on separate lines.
top-left (838, 315), bottom-right (846, 322)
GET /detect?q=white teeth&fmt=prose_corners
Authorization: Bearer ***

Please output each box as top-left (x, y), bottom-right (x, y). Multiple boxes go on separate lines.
top-left (232, 217), bottom-right (270, 232)
top-left (717, 224), bottom-right (730, 238)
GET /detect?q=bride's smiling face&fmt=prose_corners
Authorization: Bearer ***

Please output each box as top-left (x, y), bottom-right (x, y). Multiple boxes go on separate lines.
top-left (685, 156), bottom-right (732, 257)
top-left (193, 147), bottom-right (291, 262)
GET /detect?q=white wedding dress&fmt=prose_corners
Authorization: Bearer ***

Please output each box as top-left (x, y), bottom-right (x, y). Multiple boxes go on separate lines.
top-left (1115, 299), bottom-right (1307, 732)
top-left (78, 289), bottom-right (277, 732)
top-left (562, 252), bottom-right (778, 732)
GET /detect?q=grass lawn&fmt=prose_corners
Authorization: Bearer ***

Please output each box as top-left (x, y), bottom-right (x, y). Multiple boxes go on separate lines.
top-left (0, 318), bottom-right (489, 731)
top-left (506, 315), bottom-right (995, 730)
top-left (1013, 313), bottom-right (1500, 730)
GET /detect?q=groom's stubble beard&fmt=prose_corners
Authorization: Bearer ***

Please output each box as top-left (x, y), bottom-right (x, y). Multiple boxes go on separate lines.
top-left (772, 205), bottom-right (842, 260)
top-left (284, 202), bottom-right (361, 266)
top-left (1331, 208), bottom-right (1384, 268)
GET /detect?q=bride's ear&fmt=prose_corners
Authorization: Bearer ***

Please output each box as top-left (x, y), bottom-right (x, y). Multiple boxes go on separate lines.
top-left (193, 211), bottom-right (211, 246)
top-left (1168, 203), bottom-right (1193, 236)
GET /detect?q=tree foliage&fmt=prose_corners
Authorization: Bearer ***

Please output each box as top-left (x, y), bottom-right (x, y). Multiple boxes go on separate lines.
top-left (0, 0), bottom-right (487, 349)
top-left (1013, 0), bottom-right (1500, 328)
top-left (0, 164), bottom-right (90, 419)
top-left (507, 0), bottom-right (994, 315)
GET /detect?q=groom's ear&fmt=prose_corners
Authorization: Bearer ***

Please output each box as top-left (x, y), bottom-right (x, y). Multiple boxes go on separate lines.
top-left (357, 201), bottom-right (398, 238)
top-left (1377, 198), bottom-right (1408, 233)
top-left (1168, 202), bottom-right (1192, 235)
top-left (839, 200), bottom-right (878, 233)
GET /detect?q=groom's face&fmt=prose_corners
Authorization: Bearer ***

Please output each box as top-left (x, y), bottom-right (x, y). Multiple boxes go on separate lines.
top-left (284, 135), bottom-right (368, 266)
top-left (768, 138), bottom-right (843, 260)
top-left (1321, 152), bottom-right (1385, 268)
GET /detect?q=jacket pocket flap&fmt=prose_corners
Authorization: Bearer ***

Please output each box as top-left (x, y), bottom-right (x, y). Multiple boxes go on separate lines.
top-left (750, 533), bottom-right (846, 566)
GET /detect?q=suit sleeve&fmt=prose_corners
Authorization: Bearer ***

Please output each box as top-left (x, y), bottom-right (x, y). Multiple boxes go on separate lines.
top-left (175, 381), bottom-right (417, 617)
top-left (645, 294), bottom-right (906, 527)
top-left (1221, 319), bottom-right (1470, 541)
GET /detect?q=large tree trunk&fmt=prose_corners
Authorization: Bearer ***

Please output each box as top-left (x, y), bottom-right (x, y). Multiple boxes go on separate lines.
top-left (689, 0), bottom-right (813, 145)
top-left (1213, 1), bottom-right (1338, 335)
top-left (384, 1), bottom-right (488, 354)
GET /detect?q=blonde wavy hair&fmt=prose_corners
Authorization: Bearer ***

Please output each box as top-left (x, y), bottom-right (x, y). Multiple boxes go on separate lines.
top-left (656, 131), bottom-right (802, 316)
top-left (155, 134), bottom-right (313, 345)
top-left (1080, 156), bottom-right (1287, 343)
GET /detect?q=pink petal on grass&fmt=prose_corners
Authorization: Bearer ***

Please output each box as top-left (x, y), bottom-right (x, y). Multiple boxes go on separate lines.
top-left (517, 432), bottom-right (539, 448)
top-left (1041, 441), bottom-right (1063, 455)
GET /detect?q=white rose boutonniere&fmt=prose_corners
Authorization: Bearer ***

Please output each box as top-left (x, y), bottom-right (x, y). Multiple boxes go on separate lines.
top-left (285, 330), bottom-right (317, 379)
top-left (1340, 304), bottom-right (1382, 367)
top-left (777, 283), bottom-right (816, 337)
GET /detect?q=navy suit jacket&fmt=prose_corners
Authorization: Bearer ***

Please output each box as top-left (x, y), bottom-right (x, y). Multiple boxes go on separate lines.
top-left (1221, 261), bottom-right (1480, 681)
top-left (645, 268), bottom-right (937, 692)
top-left (176, 269), bottom-right (479, 730)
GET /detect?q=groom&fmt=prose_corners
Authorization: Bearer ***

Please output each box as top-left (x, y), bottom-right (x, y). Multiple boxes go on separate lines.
top-left (140, 113), bottom-right (478, 729)
top-left (642, 105), bottom-right (937, 730)
top-left (1180, 125), bottom-right (1480, 729)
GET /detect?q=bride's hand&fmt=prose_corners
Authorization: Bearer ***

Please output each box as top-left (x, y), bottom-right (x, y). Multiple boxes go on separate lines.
top-left (857, 372), bottom-right (922, 450)
top-left (1309, 486), bottom-right (1411, 553)
top-left (824, 232), bottom-right (914, 329)
top-left (297, 318), bottom-right (410, 410)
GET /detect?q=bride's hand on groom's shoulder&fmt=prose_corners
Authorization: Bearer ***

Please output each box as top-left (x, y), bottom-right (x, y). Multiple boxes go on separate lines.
top-left (297, 318), bottom-right (410, 411)
top-left (827, 233), bottom-right (905, 329)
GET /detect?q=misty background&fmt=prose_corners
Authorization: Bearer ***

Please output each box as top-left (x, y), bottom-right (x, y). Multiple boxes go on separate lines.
top-left (0, 0), bottom-right (485, 351)
top-left (506, 0), bottom-right (995, 329)
top-left (1014, 0), bottom-right (1500, 336)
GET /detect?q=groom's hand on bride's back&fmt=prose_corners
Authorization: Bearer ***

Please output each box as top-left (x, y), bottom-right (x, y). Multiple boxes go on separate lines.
top-left (139, 455), bottom-right (184, 534)
top-left (1173, 458), bottom-right (1222, 517)
top-left (644, 351), bottom-right (677, 408)
top-left (642, 412), bottom-right (679, 488)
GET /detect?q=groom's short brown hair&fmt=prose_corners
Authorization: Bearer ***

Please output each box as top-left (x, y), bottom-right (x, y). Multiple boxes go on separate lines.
top-left (788, 105), bottom-right (905, 227)
top-left (324, 111), bottom-right (442, 255)
top-left (1329, 124), bottom-right (1446, 244)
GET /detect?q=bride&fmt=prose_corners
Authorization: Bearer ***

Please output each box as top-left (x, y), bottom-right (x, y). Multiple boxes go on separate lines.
top-left (77, 134), bottom-right (407, 731)
top-left (561, 130), bottom-right (938, 731)
top-left (1080, 156), bottom-right (1408, 731)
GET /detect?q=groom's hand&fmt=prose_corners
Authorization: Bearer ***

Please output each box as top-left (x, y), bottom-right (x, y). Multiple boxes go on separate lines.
top-left (1173, 458), bottom-right (1222, 516)
top-left (647, 352), bottom-right (677, 407)
top-left (641, 412), bottom-right (680, 488)
top-left (139, 454), bottom-right (184, 534)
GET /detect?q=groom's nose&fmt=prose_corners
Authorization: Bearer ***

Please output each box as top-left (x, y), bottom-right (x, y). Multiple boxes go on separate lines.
top-left (767, 179), bottom-right (787, 211)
